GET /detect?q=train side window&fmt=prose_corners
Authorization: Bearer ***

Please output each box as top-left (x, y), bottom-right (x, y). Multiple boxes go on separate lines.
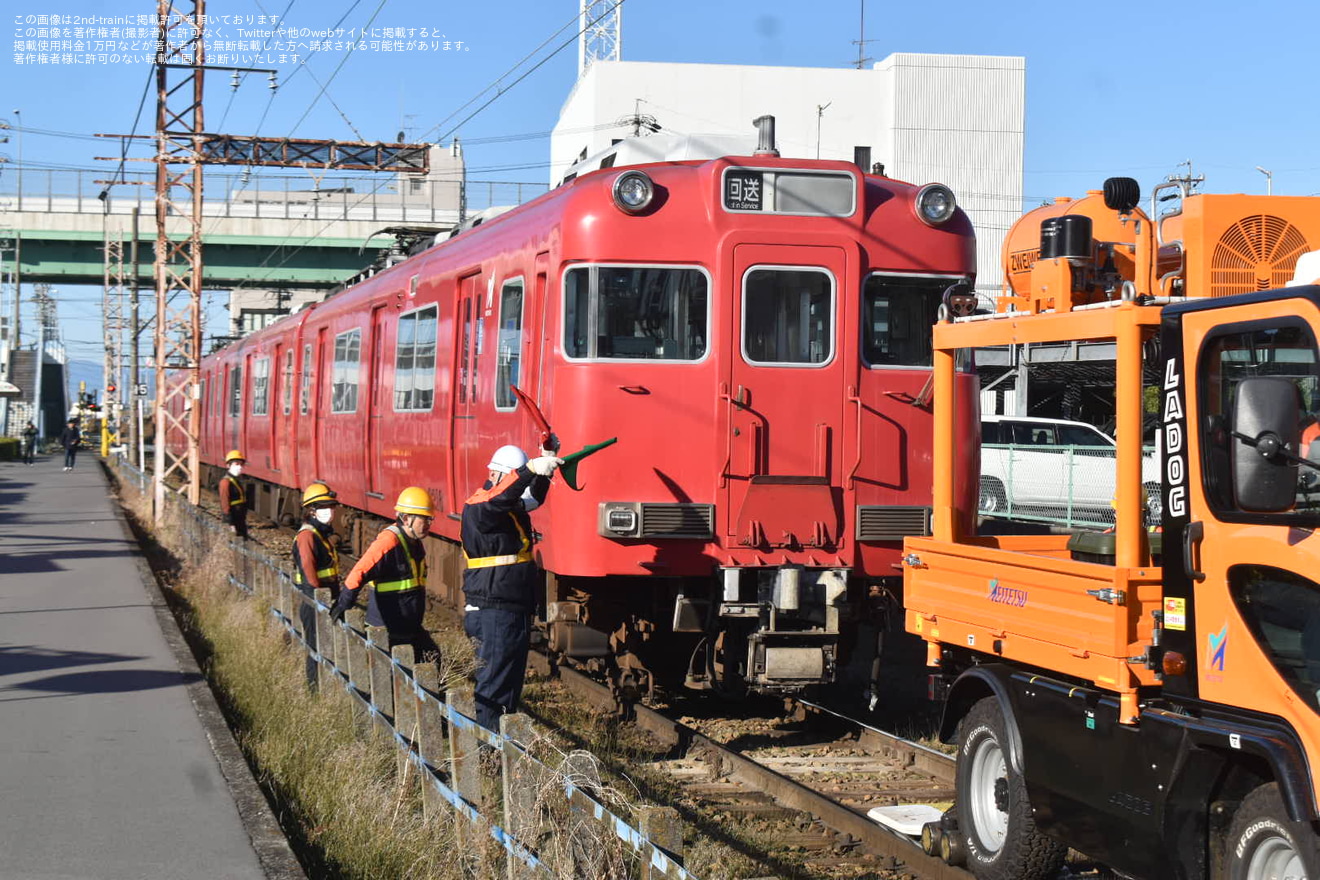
top-left (282, 349), bottom-right (293, 416)
top-left (862, 274), bottom-right (954, 367)
top-left (563, 264), bottom-right (709, 361)
top-left (331, 328), bottom-right (361, 414)
top-left (394, 305), bottom-right (437, 411)
top-left (299, 344), bottom-right (312, 415)
top-left (742, 266), bottom-right (833, 366)
top-left (495, 279), bottom-right (524, 410)
top-left (251, 357), bottom-right (270, 416)
top-left (229, 364), bottom-right (243, 418)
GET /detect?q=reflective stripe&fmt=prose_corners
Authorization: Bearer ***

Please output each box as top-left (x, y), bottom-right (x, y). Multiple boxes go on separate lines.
top-left (465, 550), bottom-right (533, 569)
top-left (225, 475), bottom-right (246, 506)
top-left (373, 525), bottom-right (426, 593)
top-left (294, 523), bottom-right (339, 585)
top-left (463, 512), bottom-right (532, 570)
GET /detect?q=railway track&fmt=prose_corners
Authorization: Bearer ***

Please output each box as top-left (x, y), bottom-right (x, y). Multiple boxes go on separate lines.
top-left (193, 487), bottom-right (964, 878)
top-left (189, 483), bottom-right (1110, 880)
top-left (529, 654), bottom-right (973, 880)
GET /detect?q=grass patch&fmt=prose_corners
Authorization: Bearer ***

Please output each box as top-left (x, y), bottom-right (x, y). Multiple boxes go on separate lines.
top-left (112, 472), bottom-right (478, 880)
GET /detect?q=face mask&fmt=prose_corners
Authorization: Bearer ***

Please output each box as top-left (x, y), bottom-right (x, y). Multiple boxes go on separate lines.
top-left (228, 464), bottom-right (243, 476)
top-left (315, 508), bottom-right (334, 525)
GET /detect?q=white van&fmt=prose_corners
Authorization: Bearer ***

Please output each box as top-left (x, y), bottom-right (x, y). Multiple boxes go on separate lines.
top-left (979, 415), bottom-right (1162, 524)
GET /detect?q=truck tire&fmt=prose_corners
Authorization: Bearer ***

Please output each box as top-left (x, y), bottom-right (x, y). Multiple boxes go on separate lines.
top-left (979, 477), bottom-right (1007, 515)
top-left (956, 697), bottom-right (1066, 880)
top-left (1227, 782), bottom-right (1320, 880)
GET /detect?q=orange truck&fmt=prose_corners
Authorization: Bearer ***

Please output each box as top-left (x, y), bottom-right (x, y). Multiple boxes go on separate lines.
top-left (907, 178), bottom-right (1320, 879)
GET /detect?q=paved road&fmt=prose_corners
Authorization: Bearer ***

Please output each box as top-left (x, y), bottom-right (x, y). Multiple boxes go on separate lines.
top-left (0, 454), bottom-right (272, 879)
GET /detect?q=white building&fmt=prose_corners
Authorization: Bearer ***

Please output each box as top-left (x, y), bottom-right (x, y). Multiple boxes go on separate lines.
top-left (551, 54), bottom-right (1024, 297)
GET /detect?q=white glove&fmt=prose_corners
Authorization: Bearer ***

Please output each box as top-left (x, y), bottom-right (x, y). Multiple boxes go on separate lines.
top-left (527, 455), bottom-right (563, 477)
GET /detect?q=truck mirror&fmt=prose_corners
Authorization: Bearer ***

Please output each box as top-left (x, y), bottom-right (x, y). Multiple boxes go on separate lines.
top-left (1233, 377), bottom-right (1301, 512)
top-left (941, 282), bottom-right (977, 319)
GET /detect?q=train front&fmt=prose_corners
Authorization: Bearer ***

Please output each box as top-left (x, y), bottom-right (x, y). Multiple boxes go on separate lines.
top-left (540, 124), bottom-right (979, 698)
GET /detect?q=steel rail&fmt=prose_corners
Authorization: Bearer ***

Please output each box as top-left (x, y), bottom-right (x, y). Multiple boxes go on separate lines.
top-left (528, 655), bottom-right (974, 880)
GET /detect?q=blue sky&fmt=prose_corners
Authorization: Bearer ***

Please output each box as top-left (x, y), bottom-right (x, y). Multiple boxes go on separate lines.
top-left (7, 0), bottom-right (1320, 393)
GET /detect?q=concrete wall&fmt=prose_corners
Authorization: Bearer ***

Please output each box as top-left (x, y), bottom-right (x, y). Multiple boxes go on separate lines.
top-left (550, 54), bottom-right (1024, 296)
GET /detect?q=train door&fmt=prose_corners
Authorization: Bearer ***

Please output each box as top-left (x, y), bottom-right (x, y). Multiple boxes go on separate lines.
top-left (314, 327), bottom-right (329, 478)
top-left (227, 360), bottom-right (242, 452)
top-left (366, 305), bottom-right (389, 498)
top-left (271, 343), bottom-right (286, 473)
top-left (724, 244), bottom-right (848, 549)
top-left (528, 252), bottom-right (550, 402)
top-left (449, 271), bottom-right (482, 515)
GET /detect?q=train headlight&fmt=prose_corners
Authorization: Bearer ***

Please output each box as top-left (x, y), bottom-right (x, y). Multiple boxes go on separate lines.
top-left (599, 502), bottom-right (641, 537)
top-left (612, 170), bottom-right (654, 214)
top-left (914, 183), bottom-right (956, 226)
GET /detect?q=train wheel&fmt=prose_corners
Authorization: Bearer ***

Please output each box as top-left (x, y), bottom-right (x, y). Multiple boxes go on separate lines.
top-left (956, 698), bottom-right (1065, 880)
top-left (1226, 782), bottom-right (1320, 880)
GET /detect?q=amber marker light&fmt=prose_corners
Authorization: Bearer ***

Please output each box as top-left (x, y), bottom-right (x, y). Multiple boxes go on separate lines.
top-left (1162, 651), bottom-right (1188, 676)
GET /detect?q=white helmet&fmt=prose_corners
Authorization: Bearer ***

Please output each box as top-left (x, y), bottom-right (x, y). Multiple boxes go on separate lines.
top-left (487, 444), bottom-right (528, 475)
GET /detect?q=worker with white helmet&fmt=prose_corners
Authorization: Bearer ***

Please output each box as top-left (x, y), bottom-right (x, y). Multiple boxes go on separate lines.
top-left (461, 440), bottom-right (563, 732)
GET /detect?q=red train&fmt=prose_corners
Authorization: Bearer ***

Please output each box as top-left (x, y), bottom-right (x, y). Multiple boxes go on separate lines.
top-left (182, 118), bottom-right (979, 698)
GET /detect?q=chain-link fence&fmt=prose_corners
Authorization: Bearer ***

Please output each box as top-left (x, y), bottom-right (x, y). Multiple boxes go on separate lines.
top-left (108, 456), bottom-right (692, 880)
top-left (978, 443), bottom-right (1162, 530)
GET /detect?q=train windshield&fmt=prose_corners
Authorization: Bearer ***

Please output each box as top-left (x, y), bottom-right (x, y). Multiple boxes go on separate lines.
top-left (861, 274), bottom-right (952, 368)
top-left (564, 265), bottom-right (708, 360)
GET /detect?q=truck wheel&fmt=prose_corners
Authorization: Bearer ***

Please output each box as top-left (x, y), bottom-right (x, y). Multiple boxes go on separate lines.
top-left (956, 697), bottom-right (1066, 880)
top-left (979, 478), bottom-right (1007, 514)
top-left (1227, 782), bottom-right (1320, 880)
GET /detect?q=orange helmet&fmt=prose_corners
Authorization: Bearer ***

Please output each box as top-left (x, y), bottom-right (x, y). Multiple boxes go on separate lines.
top-left (302, 482), bottom-right (338, 507)
top-left (394, 486), bottom-right (434, 517)
top-left (225, 449), bottom-right (245, 463)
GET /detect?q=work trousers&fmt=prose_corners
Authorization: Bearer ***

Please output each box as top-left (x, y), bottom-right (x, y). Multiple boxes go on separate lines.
top-left (463, 606), bottom-right (531, 732)
top-left (228, 508), bottom-right (248, 539)
top-left (63, 447), bottom-right (77, 469)
top-left (22, 442), bottom-right (35, 464)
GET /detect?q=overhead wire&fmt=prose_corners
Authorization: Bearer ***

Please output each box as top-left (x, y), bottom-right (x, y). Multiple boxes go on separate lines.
top-left (215, 0), bottom-right (628, 298)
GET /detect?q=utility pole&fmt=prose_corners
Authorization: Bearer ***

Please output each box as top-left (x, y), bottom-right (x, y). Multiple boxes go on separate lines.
top-left (149, 0), bottom-right (207, 518)
top-left (129, 207), bottom-right (141, 465)
top-left (102, 220), bottom-right (126, 454)
top-left (816, 102), bottom-right (832, 159)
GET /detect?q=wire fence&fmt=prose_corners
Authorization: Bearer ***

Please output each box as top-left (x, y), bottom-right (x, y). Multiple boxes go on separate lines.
top-left (109, 457), bottom-right (693, 880)
top-left (978, 444), bottom-right (1162, 530)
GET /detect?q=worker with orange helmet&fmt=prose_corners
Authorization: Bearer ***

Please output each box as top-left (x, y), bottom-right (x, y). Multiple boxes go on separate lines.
top-left (331, 486), bottom-right (439, 660)
top-left (461, 441), bottom-right (562, 732)
top-left (219, 450), bottom-right (249, 538)
top-left (293, 482), bottom-right (342, 602)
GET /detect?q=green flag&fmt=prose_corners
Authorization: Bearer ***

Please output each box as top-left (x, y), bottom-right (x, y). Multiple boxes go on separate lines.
top-left (559, 437), bottom-right (617, 491)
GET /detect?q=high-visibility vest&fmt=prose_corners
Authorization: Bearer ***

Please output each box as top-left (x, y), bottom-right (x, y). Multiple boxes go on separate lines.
top-left (464, 513), bottom-right (533, 569)
top-left (223, 474), bottom-right (247, 507)
top-left (293, 523), bottom-right (339, 585)
top-left (373, 524), bottom-right (427, 593)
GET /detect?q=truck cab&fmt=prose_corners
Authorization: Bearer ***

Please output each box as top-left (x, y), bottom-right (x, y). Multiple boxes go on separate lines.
top-left (906, 283), bottom-right (1320, 879)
